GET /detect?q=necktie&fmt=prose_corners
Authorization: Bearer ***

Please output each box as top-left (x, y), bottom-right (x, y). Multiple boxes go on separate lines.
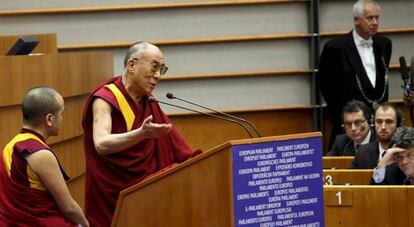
top-left (355, 144), bottom-right (360, 155)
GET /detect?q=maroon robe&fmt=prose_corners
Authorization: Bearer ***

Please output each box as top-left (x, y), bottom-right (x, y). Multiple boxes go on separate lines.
top-left (82, 76), bottom-right (199, 227)
top-left (0, 129), bottom-right (74, 226)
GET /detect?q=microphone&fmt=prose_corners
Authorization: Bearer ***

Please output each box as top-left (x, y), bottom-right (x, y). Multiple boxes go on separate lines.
top-left (166, 92), bottom-right (261, 138)
top-left (399, 56), bottom-right (410, 95)
top-left (148, 96), bottom-right (254, 138)
top-left (410, 56), bottom-right (414, 90)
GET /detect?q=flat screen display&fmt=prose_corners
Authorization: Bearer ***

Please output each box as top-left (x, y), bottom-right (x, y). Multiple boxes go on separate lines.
top-left (6, 37), bottom-right (39, 55)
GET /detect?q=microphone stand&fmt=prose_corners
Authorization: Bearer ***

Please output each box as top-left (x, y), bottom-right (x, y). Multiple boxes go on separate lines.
top-left (404, 82), bottom-right (414, 127)
top-left (403, 85), bottom-right (414, 127)
top-left (410, 104), bottom-right (414, 127)
top-left (167, 93), bottom-right (261, 138)
top-left (149, 97), bottom-right (254, 138)
top-left (400, 56), bottom-right (414, 126)
top-left (410, 57), bottom-right (414, 127)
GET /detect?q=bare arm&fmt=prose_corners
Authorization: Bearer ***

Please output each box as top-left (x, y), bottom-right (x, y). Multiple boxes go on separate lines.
top-left (26, 150), bottom-right (89, 227)
top-left (92, 98), bottom-right (172, 155)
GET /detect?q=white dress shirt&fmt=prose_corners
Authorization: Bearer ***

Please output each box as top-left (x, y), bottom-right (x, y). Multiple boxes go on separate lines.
top-left (373, 167), bottom-right (386, 183)
top-left (353, 30), bottom-right (376, 88)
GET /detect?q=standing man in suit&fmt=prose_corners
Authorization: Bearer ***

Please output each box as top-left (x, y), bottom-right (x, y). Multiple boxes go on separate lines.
top-left (350, 103), bottom-right (402, 169)
top-left (327, 100), bottom-right (375, 156)
top-left (319, 0), bottom-right (392, 148)
top-left (371, 127), bottom-right (414, 185)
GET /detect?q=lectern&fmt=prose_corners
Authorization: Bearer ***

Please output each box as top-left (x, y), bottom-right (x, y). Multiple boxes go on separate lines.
top-left (112, 132), bottom-right (324, 227)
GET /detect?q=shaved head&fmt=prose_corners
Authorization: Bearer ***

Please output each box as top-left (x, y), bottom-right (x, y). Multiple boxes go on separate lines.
top-left (22, 87), bottom-right (62, 126)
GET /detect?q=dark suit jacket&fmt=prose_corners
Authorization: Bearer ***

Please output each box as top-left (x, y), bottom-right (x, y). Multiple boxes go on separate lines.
top-left (318, 31), bottom-right (392, 147)
top-left (326, 130), bottom-right (376, 156)
top-left (370, 163), bottom-right (408, 185)
top-left (349, 141), bottom-right (381, 169)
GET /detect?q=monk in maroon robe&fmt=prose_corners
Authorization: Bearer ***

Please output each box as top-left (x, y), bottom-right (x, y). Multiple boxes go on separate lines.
top-left (83, 41), bottom-right (200, 227)
top-left (0, 87), bottom-right (88, 226)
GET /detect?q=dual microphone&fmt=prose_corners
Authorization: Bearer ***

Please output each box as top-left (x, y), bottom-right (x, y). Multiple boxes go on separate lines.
top-left (148, 93), bottom-right (261, 138)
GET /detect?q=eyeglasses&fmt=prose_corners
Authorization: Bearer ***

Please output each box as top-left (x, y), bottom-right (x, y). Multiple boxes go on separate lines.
top-left (342, 119), bottom-right (367, 128)
top-left (132, 58), bottom-right (168, 75)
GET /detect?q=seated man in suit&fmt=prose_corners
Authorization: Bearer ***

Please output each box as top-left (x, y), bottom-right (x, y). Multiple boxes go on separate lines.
top-left (349, 103), bottom-right (402, 169)
top-left (371, 127), bottom-right (414, 185)
top-left (327, 100), bottom-right (375, 156)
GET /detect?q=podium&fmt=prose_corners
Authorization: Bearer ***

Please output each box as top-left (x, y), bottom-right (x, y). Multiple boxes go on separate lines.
top-left (112, 132), bottom-right (324, 227)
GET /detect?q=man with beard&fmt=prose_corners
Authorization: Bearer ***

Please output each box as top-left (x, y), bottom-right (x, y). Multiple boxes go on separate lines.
top-left (327, 100), bottom-right (375, 156)
top-left (349, 103), bottom-right (402, 169)
top-left (371, 127), bottom-right (414, 185)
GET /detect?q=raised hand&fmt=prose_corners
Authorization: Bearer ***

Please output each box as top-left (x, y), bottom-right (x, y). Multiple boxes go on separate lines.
top-left (377, 146), bottom-right (407, 169)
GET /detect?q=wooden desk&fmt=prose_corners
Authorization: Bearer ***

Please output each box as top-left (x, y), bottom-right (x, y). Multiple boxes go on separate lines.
top-left (323, 156), bottom-right (354, 169)
top-left (325, 186), bottom-right (414, 226)
top-left (323, 169), bottom-right (373, 185)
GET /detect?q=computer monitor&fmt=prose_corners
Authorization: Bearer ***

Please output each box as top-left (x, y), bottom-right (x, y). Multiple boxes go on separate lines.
top-left (6, 37), bottom-right (39, 55)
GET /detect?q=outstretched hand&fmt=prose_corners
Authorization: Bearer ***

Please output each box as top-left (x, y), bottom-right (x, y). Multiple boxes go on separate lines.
top-left (140, 115), bottom-right (172, 139)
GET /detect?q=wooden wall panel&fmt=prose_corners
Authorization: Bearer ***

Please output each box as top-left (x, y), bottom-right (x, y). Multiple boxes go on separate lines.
top-left (67, 174), bottom-right (86, 209)
top-left (0, 95), bottom-right (87, 148)
top-left (397, 101), bottom-right (414, 127)
top-left (0, 52), bottom-right (113, 106)
top-left (51, 135), bottom-right (85, 179)
top-left (48, 95), bottom-right (87, 144)
top-left (169, 107), bottom-right (314, 151)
